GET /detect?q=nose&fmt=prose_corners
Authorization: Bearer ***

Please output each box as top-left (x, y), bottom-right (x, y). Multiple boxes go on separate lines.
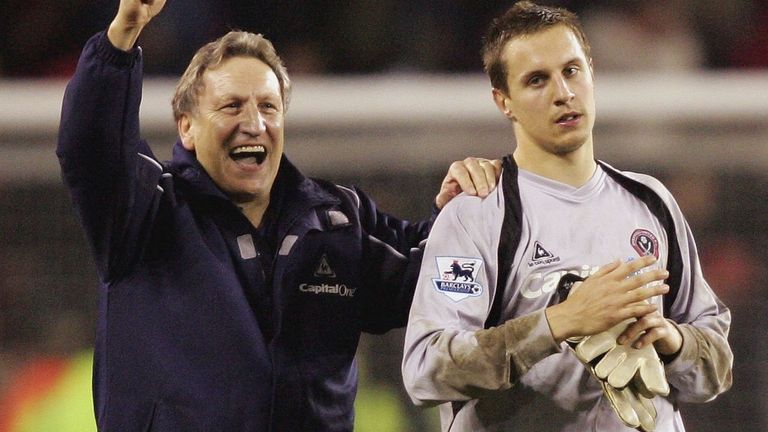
top-left (239, 103), bottom-right (267, 136)
top-left (553, 76), bottom-right (575, 106)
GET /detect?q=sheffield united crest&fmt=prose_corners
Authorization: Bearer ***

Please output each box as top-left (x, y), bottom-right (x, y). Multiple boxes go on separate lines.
top-left (630, 229), bottom-right (659, 258)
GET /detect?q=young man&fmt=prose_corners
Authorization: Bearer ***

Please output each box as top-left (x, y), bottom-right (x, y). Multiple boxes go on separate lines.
top-left (56, 1), bottom-right (500, 431)
top-left (402, 2), bottom-right (732, 431)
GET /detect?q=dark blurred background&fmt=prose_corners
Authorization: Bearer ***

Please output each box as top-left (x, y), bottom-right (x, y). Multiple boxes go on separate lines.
top-left (0, 0), bottom-right (766, 430)
top-left (1, 0), bottom-right (767, 78)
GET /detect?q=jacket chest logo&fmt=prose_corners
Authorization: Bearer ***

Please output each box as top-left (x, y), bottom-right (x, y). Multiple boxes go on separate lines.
top-left (299, 282), bottom-right (356, 297)
top-left (313, 254), bottom-right (337, 277)
top-left (299, 254), bottom-right (356, 297)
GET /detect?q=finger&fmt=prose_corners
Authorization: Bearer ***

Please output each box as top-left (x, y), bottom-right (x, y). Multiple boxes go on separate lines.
top-left (589, 260), bottom-right (623, 279)
top-left (575, 330), bottom-right (620, 362)
top-left (614, 255), bottom-right (658, 279)
top-left (435, 162), bottom-right (466, 209)
top-left (625, 268), bottom-right (669, 290)
top-left (617, 320), bottom-right (646, 346)
top-left (460, 157), bottom-right (496, 197)
top-left (449, 159), bottom-right (477, 195)
top-left (627, 387), bottom-right (657, 431)
top-left (477, 159), bottom-right (498, 194)
top-left (628, 283), bottom-right (669, 305)
top-left (618, 311), bottom-right (663, 344)
top-left (621, 302), bottom-right (659, 322)
top-left (632, 327), bottom-right (666, 349)
top-left (638, 360), bottom-right (670, 397)
top-left (603, 383), bottom-right (641, 428)
top-left (617, 310), bottom-right (664, 348)
top-left (479, 159), bottom-right (503, 189)
top-left (490, 159), bottom-right (503, 173)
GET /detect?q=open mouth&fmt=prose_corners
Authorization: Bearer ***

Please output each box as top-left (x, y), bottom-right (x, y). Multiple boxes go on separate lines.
top-left (230, 145), bottom-right (267, 164)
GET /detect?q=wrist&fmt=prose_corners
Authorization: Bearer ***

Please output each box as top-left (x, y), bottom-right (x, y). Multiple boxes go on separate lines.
top-left (107, 19), bottom-right (144, 51)
top-left (656, 319), bottom-right (684, 359)
top-left (545, 303), bottom-right (575, 344)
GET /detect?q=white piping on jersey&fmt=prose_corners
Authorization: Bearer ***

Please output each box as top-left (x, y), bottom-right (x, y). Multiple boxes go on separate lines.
top-left (279, 235), bottom-right (299, 256)
top-left (138, 152), bottom-right (163, 171)
top-left (137, 153), bottom-right (165, 193)
top-left (335, 185), bottom-right (361, 209)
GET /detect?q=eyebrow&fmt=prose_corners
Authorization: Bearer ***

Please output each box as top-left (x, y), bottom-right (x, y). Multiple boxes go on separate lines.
top-left (562, 57), bottom-right (585, 68)
top-left (519, 57), bottom-right (584, 83)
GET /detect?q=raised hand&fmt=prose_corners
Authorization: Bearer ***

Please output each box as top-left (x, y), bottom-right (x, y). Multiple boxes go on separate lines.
top-left (108, 0), bottom-right (167, 51)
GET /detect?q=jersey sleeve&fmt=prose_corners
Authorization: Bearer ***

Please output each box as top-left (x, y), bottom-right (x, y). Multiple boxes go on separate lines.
top-left (401, 188), bottom-right (561, 406)
top-left (56, 31), bottom-right (165, 283)
top-left (663, 212), bottom-right (733, 402)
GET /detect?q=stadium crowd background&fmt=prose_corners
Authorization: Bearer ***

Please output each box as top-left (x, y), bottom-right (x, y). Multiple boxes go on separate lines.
top-left (1, 0), bottom-right (768, 77)
top-left (0, 0), bottom-right (766, 430)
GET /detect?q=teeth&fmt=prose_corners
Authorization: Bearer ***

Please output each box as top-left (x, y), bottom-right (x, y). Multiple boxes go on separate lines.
top-left (231, 145), bottom-right (265, 154)
top-left (230, 145), bottom-right (267, 164)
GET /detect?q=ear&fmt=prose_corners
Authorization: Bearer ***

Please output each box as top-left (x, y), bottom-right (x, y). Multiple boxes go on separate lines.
top-left (177, 114), bottom-right (195, 151)
top-left (492, 88), bottom-right (516, 121)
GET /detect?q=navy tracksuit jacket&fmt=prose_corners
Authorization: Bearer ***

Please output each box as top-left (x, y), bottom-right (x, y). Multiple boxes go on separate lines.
top-left (57, 31), bottom-right (431, 431)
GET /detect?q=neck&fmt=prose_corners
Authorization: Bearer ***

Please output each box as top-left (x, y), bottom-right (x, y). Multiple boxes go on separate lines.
top-left (513, 140), bottom-right (596, 187)
top-left (236, 197), bottom-right (270, 228)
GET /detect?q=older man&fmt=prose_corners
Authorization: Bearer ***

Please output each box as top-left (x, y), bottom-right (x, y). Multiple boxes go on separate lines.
top-left (57, 1), bottom-right (500, 430)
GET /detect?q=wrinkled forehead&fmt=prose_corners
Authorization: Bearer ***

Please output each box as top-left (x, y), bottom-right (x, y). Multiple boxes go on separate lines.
top-left (200, 56), bottom-right (282, 100)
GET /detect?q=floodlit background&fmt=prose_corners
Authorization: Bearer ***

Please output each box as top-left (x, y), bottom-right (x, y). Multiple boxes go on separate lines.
top-left (1, 0), bottom-right (766, 430)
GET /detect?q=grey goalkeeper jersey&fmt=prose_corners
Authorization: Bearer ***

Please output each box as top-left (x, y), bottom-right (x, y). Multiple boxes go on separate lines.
top-left (402, 157), bottom-right (732, 432)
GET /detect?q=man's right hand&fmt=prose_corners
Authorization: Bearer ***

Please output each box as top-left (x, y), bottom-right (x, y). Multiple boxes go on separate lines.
top-left (108, 0), bottom-right (167, 51)
top-left (435, 157), bottom-right (502, 210)
top-left (545, 255), bottom-right (669, 343)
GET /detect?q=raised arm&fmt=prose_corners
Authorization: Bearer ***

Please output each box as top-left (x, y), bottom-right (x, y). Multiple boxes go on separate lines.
top-left (56, 1), bottom-right (168, 282)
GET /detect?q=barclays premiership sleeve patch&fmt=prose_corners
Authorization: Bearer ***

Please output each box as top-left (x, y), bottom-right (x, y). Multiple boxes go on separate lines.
top-left (432, 256), bottom-right (484, 302)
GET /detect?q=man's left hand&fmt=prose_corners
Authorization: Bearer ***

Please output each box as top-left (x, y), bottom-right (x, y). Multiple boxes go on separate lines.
top-left (435, 157), bottom-right (502, 210)
top-left (618, 310), bottom-right (683, 357)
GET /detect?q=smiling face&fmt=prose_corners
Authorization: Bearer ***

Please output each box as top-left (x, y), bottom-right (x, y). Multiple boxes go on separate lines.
top-left (493, 24), bottom-right (596, 160)
top-left (178, 56), bottom-right (284, 205)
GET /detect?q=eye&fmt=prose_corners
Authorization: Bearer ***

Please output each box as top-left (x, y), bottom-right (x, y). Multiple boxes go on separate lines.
top-left (564, 66), bottom-right (579, 77)
top-left (527, 74), bottom-right (546, 87)
top-left (259, 102), bottom-right (280, 113)
top-left (221, 100), bottom-right (242, 111)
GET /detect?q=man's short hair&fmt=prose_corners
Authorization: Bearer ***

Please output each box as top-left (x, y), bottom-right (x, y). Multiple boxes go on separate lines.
top-left (481, 1), bottom-right (591, 93)
top-left (172, 31), bottom-right (292, 121)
